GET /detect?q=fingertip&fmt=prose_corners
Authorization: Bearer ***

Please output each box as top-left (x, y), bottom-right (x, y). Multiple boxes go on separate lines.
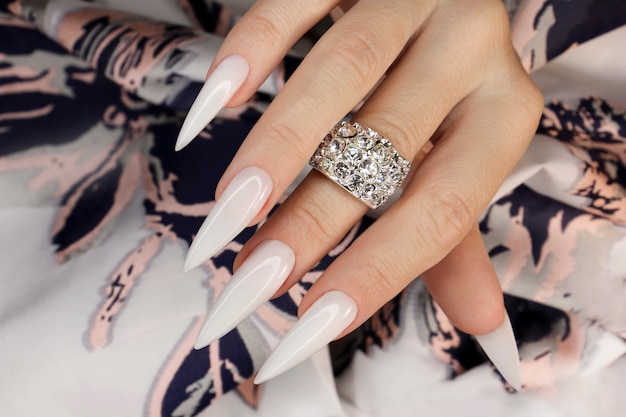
top-left (424, 269), bottom-right (506, 336)
top-left (422, 227), bottom-right (506, 335)
top-left (454, 291), bottom-right (506, 336)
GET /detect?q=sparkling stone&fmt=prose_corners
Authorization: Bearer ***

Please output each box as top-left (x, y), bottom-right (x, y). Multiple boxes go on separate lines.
top-left (346, 174), bottom-right (364, 192)
top-left (361, 183), bottom-right (376, 197)
top-left (320, 157), bottom-right (333, 171)
top-left (371, 194), bottom-right (384, 207)
top-left (389, 165), bottom-right (405, 185)
top-left (371, 144), bottom-right (392, 164)
top-left (356, 134), bottom-right (375, 149)
top-left (386, 165), bottom-right (400, 176)
top-left (334, 162), bottom-right (351, 179)
top-left (337, 123), bottom-right (357, 138)
top-left (365, 128), bottom-right (379, 139)
top-left (343, 146), bottom-right (363, 162)
top-left (392, 173), bottom-right (405, 186)
top-left (328, 138), bottom-right (345, 155)
top-left (312, 150), bottom-right (324, 164)
top-left (374, 172), bottom-right (389, 186)
top-left (379, 183), bottom-right (392, 195)
top-left (396, 154), bottom-right (410, 168)
top-left (360, 159), bottom-right (379, 179)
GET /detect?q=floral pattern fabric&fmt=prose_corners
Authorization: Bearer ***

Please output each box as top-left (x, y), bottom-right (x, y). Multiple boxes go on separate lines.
top-left (0, 0), bottom-right (625, 415)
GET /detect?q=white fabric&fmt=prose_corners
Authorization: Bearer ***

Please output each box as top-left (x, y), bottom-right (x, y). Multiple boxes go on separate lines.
top-left (1, 2), bottom-right (625, 417)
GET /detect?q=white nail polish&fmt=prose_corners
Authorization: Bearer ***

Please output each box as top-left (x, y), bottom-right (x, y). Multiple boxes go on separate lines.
top-left (194, 240), bottom-right (295, 349)
top-left (254, 291), bottom-right (357, 384)
top-left (175, 55), bottom-right (249, 151)
top-left (474, 312), bottom-right (522, 390)
top-left (184, 166), bottom-right (272, 272)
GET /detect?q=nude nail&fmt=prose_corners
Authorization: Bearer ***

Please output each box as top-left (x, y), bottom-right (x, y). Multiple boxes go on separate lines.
top-left (184, 166), bottom-right (272, 272)
top-left (254, 291), bottom-right (357, 384)
top-left (175, 55), bottom-right (249, 151)
top-left (474, 311), bottom-right (522, 390)
top-left (194, 240), bottom-right (295, 349)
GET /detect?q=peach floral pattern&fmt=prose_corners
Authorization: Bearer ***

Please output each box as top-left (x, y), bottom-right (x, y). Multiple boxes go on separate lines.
top-left (1, 0), bottom-right (625, 415)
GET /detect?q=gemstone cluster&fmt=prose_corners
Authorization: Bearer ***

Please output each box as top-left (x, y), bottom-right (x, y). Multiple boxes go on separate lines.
top-left (310, 121), bottom-right (411, 209)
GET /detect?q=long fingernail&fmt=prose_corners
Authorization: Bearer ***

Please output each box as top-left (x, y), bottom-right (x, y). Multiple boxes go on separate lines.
top-left (184, 166), bottom-right (272, 272)
top-left (194, 240), bottom-right (295, 349)
top-left (474, 311), bottom-right (522, 390)
top-left (175, 55), bottom-right (249, 151)
top-left (254, 290), bottom-right (357, 384)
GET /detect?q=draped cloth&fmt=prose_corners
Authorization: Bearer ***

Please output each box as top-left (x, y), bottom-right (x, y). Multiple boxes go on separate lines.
top-left (0, 0), bottom-right (625, 415)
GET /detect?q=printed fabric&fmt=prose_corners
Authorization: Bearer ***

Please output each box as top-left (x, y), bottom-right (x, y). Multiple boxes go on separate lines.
top-left (0, 0), bottom-right (625, 415)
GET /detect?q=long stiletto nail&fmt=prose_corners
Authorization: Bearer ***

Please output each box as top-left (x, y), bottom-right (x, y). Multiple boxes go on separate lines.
top-left (254, 290), bottom-right (357, 384)
top-left (175, 55), bottom-right (249, 151)
top-left (184, 166), bottom-right (272, 272)
top-left (474, 312), bottom-right (522, 390)
top-left (194, 240), bottom-right (295, 349)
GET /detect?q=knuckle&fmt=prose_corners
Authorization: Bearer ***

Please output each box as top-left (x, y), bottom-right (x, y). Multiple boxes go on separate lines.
top-left (362, 106), bottom-right (424, 156)
top-left (241, 10), bottom-right (288, 48)
top-left (288, 196), bottom-right (336, 247)
top-left (459, 0), bottom-right (510, 52)
top-left (422, 185), bottom-right (475, 249)
top-left (360, 255), bottom-right (400, 299)
top-left (331, 27), bottom-right (386, 86)
top-left (262, 120), bottom-right (312, 160)
top-left (495, 69), bottom-right (545, 142)
top-left (524, 81), bottom-right (545, 120)
top-left (470, 0), bottom-right (509, 30)
top-left (513, 79), bottom-right (545, 141)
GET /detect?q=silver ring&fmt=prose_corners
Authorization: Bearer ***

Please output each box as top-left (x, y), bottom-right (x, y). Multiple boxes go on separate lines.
top-left (309, 121), bottom-right (411, 209)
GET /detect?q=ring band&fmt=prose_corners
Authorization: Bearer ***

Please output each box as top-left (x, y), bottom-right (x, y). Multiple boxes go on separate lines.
top-left (309, 121), bottom-right (411, 209)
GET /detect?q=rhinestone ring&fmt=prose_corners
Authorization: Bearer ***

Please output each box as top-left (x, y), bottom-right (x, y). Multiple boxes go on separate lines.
top-left (309, 121), bottom-right (411, 209)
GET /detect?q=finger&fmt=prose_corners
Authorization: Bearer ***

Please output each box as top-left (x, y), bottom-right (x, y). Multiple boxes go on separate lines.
top-left (421, 226), bottom-right (504, 336)
top-left (210, 0), bottom-right (339, 106)
top-left (232, 169), bottom-right (367, 283)
top-left (422, 227), bottom-right (521, 389)
top-left (175, 0), bottom-right (339, 150)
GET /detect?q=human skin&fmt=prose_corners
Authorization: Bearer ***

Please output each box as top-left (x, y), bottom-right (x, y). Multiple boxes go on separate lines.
top-left (180, 0), bottom-right (543, 385)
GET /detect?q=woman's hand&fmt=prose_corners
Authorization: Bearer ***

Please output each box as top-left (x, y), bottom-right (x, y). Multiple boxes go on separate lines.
top-left (177, 0), bottom-right (543, 389)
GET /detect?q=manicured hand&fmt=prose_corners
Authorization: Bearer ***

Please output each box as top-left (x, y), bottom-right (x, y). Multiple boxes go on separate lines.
top-left (177, 0), bottom-right (543, 389)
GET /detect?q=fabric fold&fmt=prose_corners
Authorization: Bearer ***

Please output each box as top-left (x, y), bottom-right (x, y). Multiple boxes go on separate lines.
top-left (1, 1), bottom-right (625, 416)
